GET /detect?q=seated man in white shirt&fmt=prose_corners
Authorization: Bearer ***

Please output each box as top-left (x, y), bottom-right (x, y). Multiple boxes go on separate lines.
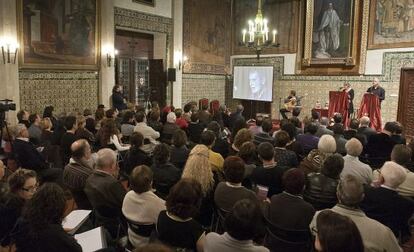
top-left (340, 138), bottom-right (372, 185)
top-left (133, 111), bottom-right (160, 153)
top-left (122, 165), bottom-right (165, 248)
top-left (310, 175), bottom-right (401, 252)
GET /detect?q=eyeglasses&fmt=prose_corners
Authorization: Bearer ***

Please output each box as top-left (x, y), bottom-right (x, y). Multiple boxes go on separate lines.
top-left (22, 184), bottom-right (38, 193)
top-left (311, 226), bottom-right (318, 234)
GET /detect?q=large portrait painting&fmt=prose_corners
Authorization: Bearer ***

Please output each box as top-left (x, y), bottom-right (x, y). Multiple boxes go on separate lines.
top-left (368, 0), bottom-right (414, 49)
top-left (17, 0), bottom-right (99, 69)
top-left (232, 0), bottom-right (300, 55)
top-left (183, 0), bottom-right (231, 74)
top-left (302, 0), bottom-right (361, 66)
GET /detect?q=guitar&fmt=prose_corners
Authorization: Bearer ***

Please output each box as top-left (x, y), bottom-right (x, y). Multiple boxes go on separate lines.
top-left (284, 95), bottom-right (307, 111)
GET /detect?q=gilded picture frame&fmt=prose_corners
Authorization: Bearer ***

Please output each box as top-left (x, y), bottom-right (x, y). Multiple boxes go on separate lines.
top-left (302, 0), bottom-right (361, 66)
top-left (368, 0), bottom-right (414, 49)
top-left (17, 0), bottom-right (100, 70)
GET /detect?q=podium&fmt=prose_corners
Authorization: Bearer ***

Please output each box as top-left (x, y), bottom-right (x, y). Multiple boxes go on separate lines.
top-left (328, 91), bottom-right (349, 126)
top-left (358, 93), bottom-right (381, 131)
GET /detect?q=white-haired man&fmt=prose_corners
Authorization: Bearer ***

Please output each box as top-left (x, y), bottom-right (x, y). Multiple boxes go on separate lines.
top-left (360, 161), bottom-right (414, 237)
top-left (340, 138), bottom-right (373, 185)
top-left (357, 116), bottom-right (377, 140)
top-left (84, 148), bottom-right (126, 238)
top-left (310, 175), bottom-right (402, 252)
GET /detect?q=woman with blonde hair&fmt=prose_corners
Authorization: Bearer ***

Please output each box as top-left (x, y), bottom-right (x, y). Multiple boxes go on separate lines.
top-left (182, 144), bottom-right (215, 226)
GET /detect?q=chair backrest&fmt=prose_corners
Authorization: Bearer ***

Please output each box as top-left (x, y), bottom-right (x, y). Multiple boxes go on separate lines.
top-left (126, 218), bottom-right (155, 238)
top-left (210, 100), bottom-right (220, 112)
top-left (264, 216), bottom-right (312, 252)
top-left (199, 98), bottom-right (209, 110)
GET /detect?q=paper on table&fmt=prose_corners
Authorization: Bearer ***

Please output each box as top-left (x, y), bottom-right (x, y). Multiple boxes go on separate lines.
top-left (62, 210), bottom-right (91, 234)
top-left (74, 226), bottom-right (105, 252)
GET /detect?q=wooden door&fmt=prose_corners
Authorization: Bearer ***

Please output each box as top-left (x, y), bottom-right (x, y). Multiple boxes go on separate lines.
top-left (149, 59), bottom-right (167, 108)
top-left (398, 68), bottom-right (414, 140)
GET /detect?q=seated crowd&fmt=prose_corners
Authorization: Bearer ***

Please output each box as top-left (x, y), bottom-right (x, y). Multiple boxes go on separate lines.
top-left (1, 99), bottom-right (414, 252)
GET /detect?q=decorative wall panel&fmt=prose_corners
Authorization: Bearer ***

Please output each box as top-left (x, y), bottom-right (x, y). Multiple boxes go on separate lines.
top-left (19, 71), bottom-right (99, 114)
top-left (182, 74), bottom-right (226, 107)
top-left (183, 0), bottom-right (231, 75)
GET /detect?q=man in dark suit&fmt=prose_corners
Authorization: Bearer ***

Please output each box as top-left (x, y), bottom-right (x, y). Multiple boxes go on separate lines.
top-left (253, 119), bottom-right (275, 146)
top-left (365, 121), bottom-right (396, 168)
top-left (360, 161), bottom-right (414, 237)
top-left (265, 168), bottom-right (315, 230)
top-left (366, 77), bottom-right (385, 104)
top-left (357, 116), bottom-right (377, 141)
top-left (12, 124), bottom-right (62, 184)
top-left (229, 104), bottom-right (245, 129)
top-left (84, 148), bottom-right (126, 238)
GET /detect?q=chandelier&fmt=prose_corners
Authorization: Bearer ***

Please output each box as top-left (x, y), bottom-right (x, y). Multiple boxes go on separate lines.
top-left (240, 0), bottom-right (280, 59)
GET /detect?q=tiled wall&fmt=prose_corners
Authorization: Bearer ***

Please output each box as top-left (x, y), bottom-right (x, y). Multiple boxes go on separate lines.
top-left (181, 74), bottom-right (226, 108)
top-left (230, 51), bottom-right (414, 124)
top-left (19, 71), bottom-right (99, 114)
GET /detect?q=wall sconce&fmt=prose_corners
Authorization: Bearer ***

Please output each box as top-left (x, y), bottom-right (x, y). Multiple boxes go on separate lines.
top-left (0, 37), bottom-right (19, 64)
top-left (174, 50), bottom-right (188, 71)
top-left (103, 45), bottom-right (118, 67)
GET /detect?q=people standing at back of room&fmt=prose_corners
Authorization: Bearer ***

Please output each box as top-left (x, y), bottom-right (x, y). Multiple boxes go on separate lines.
top-left (366, 77), bottom-right (385, 105)
top-left (112, 84), bottom-right (127, 111)
top-left (341, 82), bottom-right (354, 118)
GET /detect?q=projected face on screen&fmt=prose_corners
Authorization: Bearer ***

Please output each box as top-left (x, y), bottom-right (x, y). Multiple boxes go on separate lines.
top-left (249, 71), bottom-right (265, 95)
top-left (233, 66), bottom-right (273, 102)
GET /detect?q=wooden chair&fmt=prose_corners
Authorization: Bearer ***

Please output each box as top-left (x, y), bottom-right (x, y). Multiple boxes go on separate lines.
top-left (209, 100), bottom-right (220, 113)
top-left (198, 98), bottom-right (209, 110)
top-left (263, 216), bottom-right (312, 252)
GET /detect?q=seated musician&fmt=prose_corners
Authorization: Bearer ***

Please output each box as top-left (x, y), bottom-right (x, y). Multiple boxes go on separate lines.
top-left (280, 90), bottom-right (299, 119)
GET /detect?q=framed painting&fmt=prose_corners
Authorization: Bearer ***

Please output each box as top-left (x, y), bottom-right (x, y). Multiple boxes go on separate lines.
top-left (17, 0), bottom-right (100, 69)
top-left (133, 0), bottom-right (155, 7)
top-left (368, 0), bottom-right (414, 49)
top-left (302, 0), bottom-right (361, 66)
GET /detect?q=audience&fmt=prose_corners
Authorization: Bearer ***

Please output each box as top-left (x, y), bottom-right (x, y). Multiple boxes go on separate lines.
top-left (188, 112), bottom-right (205, 144)
top-left (313, 210), bottom-right (364, 252)
top-left (156, 178), bottom-right (205, 251)
top-left (360, 161), bottom-right (414, 237)
top-left (84, 148), bottom-right (127, 238)
top-left (14, 183), bottom-right (82, 252)
top-left (300, 134), bottom-right (337, 175)
top-left (304, 154), bottom-right (344, 210)
top-left (253, 119), bottom-right (274, 146)
top-left (265, 168), bottom-right (315, 230)
top-left (123, 132), bottom-right (152, 175)
top-left (274, 130), bottom-right (298, 168)
top-left (63, 139), bottom-right (94, 209)
top-left (296, 123), bottom-right (319, 155)
top-left (332, 123), bottom-right (347, 155)
top-left (170, 129), bottom-right (190, 170)
top-left (310, 175), bottom-right (401, 251)
top-left (28, 113), bottom-right (42, 145)
top-left (315, 117), bottom-right (333, 137)
top-left (161, 112), bottom-right (179, 144)
top-left (341, 138), bottom-right (373, 185)
top-left (214, 156), bottom-right (256, 212)
top-left (151, 143), bottom-right (181, 199)
top-left (122, 165), bottom-right (166, 248)
top-left (200, 130), bottom-right (224, 173)
top-left (250, 142), bottom-right (287, 197)
top-left (3, 102), bottom-right (413, 252)
top-left (204, 199), bottom-right (268, 252)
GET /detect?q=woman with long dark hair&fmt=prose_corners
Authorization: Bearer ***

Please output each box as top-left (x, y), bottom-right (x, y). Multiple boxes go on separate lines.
top-left (13, 183), bottom-right (82, 252)
top-left (98, 118), bottom-right (130, 152)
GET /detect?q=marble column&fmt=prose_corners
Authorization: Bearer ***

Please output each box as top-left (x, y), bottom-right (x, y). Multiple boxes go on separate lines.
top-left (0, 0), bottom-right (20, 123)
top-left (99, 0), bottom-right (115, 108)
top-left (173, 0), bottom-right (183, 107)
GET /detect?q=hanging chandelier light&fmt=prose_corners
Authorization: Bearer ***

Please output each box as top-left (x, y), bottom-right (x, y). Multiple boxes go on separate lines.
top-left (240, 0), bottom-right (280, 59)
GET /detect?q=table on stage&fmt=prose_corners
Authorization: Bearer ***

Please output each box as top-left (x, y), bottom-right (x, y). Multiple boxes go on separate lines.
top-left (311, 108), bottom-right (329, 118)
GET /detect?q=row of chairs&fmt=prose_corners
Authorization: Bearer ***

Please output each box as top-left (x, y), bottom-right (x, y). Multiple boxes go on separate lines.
top-left (198, 99), bottom-right (220, 112)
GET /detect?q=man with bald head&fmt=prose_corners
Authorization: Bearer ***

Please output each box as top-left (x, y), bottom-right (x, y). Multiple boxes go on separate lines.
top-left (310, 175), bottom-right (401, 252)
top-left (366, 77), bottom-right (385, 103)
top-left (84, 148), bottom-right (126, 238)
top-left (63, 139), bottom-right (94, 209)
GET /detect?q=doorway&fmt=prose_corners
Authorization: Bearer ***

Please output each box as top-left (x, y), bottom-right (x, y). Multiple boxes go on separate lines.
top-left (398, 68), bottom-right (414, 140)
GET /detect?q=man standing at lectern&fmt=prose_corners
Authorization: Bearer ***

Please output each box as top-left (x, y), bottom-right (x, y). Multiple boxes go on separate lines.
top-left (366, 77), bottom-right (385, 104)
